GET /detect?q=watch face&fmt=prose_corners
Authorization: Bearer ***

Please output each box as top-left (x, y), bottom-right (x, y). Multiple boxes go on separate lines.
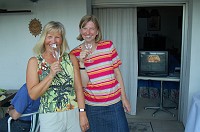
top-left (79, 108), bottom-right (85, 112)
top-left (29, 18), bottom-right (42, 37)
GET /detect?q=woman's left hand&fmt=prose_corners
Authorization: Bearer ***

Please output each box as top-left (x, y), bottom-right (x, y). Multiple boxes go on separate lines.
top-left (122, 98), bottom-right (131, 112)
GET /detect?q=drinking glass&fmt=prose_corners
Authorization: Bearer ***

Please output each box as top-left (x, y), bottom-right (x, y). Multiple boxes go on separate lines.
top-left (50, 43), bottom-right (62, 74)
top-left (50, 43), bottom-right (60, 61)
top-left (84, 43), bottom-right (93, 63)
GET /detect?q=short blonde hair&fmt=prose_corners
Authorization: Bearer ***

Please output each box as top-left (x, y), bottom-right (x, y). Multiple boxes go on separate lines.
top-left (77, 15), bottom-right (102, 43)
top-left (33, 21), bottom-right (69, 56)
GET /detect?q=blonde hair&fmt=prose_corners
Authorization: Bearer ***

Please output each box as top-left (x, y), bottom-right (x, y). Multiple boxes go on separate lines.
top-left (77, 15), bottom-right (102, 43)
top-left (33, 21), bottom-right (69, 56)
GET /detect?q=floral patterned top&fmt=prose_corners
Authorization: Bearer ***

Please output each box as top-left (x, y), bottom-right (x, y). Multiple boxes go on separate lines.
top-left (36, 53), bottom-right (78, 113)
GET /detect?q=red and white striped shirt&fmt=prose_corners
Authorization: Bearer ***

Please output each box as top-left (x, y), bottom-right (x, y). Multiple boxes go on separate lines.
top-left (71, 40), bottom-right (122, 106)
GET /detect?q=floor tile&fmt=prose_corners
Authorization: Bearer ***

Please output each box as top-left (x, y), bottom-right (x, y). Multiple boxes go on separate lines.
top-left (126, 97), bottom-right (185, 132)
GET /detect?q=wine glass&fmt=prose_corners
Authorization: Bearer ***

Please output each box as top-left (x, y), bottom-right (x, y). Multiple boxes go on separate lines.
top-left (84, 43), bottom-right (93, 63)
top-left (50, 44), bottom-right (61, 74)
top-left (50, 43), bottom-right (60, 61)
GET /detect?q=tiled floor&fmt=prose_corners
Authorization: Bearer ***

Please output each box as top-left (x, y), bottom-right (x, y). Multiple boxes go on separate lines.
top-left (126, 97), bottom-right (185, 132)
top-left (1, 97), bottom-right (185, 132)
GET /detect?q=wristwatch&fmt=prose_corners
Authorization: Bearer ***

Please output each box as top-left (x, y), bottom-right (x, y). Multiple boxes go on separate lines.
top-left (79, 108), bottom-right (86, 112)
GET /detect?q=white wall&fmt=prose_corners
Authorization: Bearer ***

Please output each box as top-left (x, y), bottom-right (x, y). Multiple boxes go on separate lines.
top-left (0, 0), bottom-right (87, 89)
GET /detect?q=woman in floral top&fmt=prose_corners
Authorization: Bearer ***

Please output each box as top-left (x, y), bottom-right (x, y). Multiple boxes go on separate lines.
top-left (26, 21), bottom-right (89, 132)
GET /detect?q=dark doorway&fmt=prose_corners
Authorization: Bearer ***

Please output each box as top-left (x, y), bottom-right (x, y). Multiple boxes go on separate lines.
top-left (137, 6), bottom-right (183, 118)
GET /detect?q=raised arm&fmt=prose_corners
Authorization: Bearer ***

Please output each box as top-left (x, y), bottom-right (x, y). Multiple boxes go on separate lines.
top-left (79, 60), bottom-right (89, 87)
top-left (26, 57), bottom-right (60, 100)
top-left (70, 46), bottom-right (90, 87)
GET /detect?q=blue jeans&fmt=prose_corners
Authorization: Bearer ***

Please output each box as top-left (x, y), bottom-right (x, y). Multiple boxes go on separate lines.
top-left (86, 101), bottom-right (129, 132)
top-left (0, 115), bottom-right (31, 132)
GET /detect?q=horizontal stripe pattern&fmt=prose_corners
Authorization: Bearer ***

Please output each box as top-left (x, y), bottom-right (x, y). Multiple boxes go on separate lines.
top-left (71, 40), bottom-right (122, 106)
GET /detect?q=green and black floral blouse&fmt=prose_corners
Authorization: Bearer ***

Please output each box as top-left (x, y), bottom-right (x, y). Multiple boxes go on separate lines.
top-left (37, 53), bottom-right (78, 113)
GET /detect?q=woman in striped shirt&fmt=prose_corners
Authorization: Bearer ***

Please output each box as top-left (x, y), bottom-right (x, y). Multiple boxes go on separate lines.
top-left (70, 15), bottom-right (131, 132)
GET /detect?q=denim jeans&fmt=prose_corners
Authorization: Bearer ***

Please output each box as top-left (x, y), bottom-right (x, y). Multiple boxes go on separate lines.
top-left (86, 101), bottom-right (129, 132)
top-left (0, 115), bottom-right (31, 132)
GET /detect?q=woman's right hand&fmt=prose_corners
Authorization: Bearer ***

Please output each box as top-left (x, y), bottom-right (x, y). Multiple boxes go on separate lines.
top-left (79, 50), bottom-right (90, 63)
top-left (49, 61), bottom-right (62, 77)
